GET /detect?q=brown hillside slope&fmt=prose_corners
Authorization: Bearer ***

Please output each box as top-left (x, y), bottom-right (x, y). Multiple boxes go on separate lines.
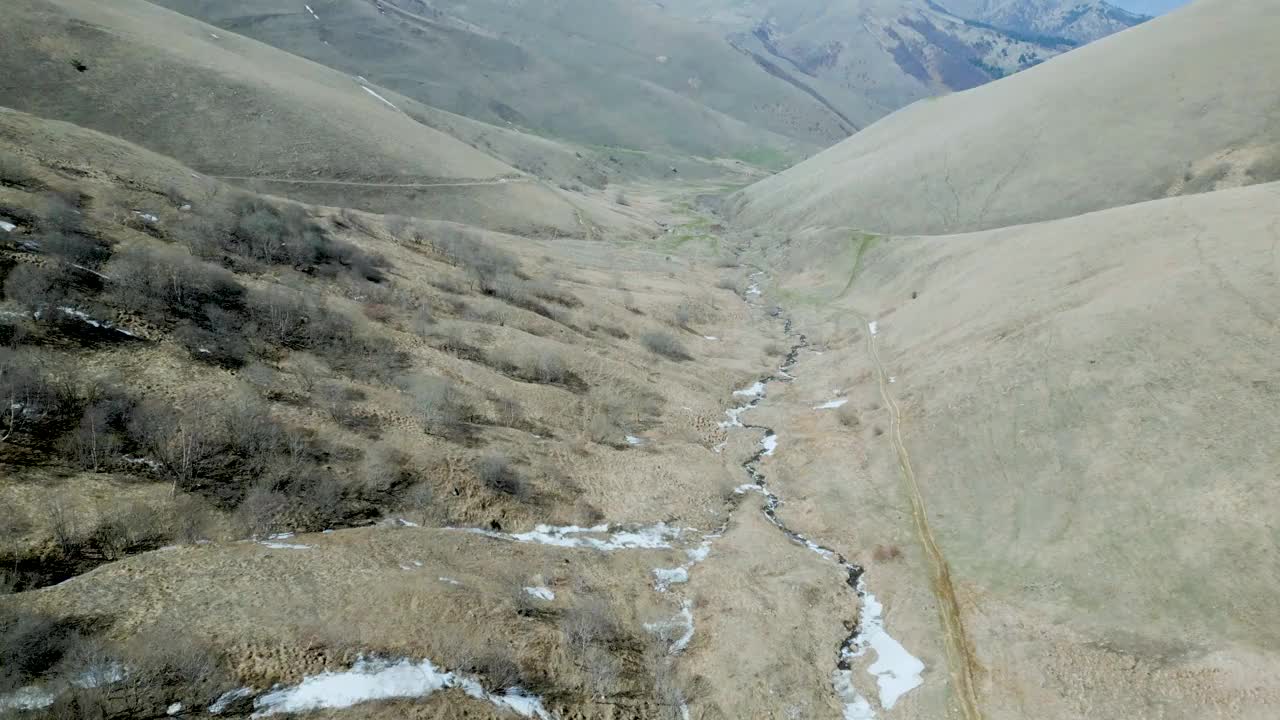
top-left (730, 0), bottom-right (1280, 236)
top-left (0, 0), bottom-right (638, 236)
top-left (757, 182), bottom-right (1280, 719)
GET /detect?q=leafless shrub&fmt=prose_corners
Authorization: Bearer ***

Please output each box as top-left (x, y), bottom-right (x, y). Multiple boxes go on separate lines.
top-left (91, 502), bottom-right (168, 561)
top-left (173, 493), bottom-right (216, 545)
top-left (584, 384), bottom-right (660, 444)
top-left (397, 482), bottom-right (436, 525)
top-left (2, 349), bottom-right (79, 446)
top-left (44, 495), bottom-right (82, 557)
top-left (475, 453), bottom-right (526, 498)
top-left (222, 196), bottom-right (387, 280)
top-left (836, 403), bottom-right (860, 428)
top-left (110, 245), bottom-right (247, 325)
top-left (640, 331), bottom-right (690, 361)
top-left (411, 306), bottom-right (435, 336)
top-left (0, 609), bottom-right (83, 692)
top-left (235, 483), bottom-right (290, 538)
top-left (872, 544), bottom-right (903, 563)
top-left (361, 443), bottom-right (412, 492)
top-left (469, 651), bottom-right (524, 692)
top-left (408, 376), bottom-right (474, 434)
top-left (0, 150), bottom-right (36, 188)
top-left (491, 346), bottom-right (571, 385)
top-left (491, 396), bottom-right (524, 428)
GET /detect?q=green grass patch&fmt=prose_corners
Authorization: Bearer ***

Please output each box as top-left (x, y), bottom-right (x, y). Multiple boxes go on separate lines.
top-left (838, 233), bottom-right (879, 298)
top-left (732, 146), bottom-right (793, 172)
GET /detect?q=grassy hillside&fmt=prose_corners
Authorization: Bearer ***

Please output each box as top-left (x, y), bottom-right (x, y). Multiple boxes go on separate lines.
top-left (145, 0), bottom-right (838, 161)
top-left (0, 107), bottom-right (786, 717)
top-left (0, 0), bottom-right (657, 235)
top-left (730, 0), bottom-right (1280, 236)
top-left (757, 181), bottom-right (1280, 719)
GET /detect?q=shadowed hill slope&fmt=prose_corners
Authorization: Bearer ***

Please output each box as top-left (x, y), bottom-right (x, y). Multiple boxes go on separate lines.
top-left (730, 0), bottom-right (1280, 236)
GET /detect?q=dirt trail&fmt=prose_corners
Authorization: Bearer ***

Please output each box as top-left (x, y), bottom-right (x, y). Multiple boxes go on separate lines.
top-left (209, 175), bottom-right (530, 189)
top-left (859, 317), bottom-right (985, 720)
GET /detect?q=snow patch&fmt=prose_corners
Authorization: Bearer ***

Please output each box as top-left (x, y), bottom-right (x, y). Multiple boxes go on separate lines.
top-left (0, 687), bottom-right (56, 712)
top-left (438, 577), bottom-right (461, 586)
top-left (360, 86), bottom-right (399, 111)
top-left (868, 321), bottom-right (878, 336)
top-left (815, 398), bottom-right (849, 410)
top-left (733, 381), bottom-right (766, 398)
top-left (703, 335), bottom-right (719, 341)
top-left (470, 523), bottom-right (684, 551)
top-left (841, 584), bottom-right (925, 710)
top-left (832, 669), bottom-right (877, 720)
top-left (259, 541), bottom-right (310, 550)
top-left (167, 702), bottom-right (183, 715)
top-left (523, 586), bottom-right (555, 601)
top-left (652, 566), bottom-right (688, 591)
top-left (251, 657), bottom-right (550, 718)
top-left (625, 435), bottom-right (644, 446)
top-left (0, 221), bottom-right (15, 232)
top-left (209, 687), bottom-right (254, 714)
top-left (304, 4), bottom-right (319, 19)
top-left (645, 600), bottom-right (694, 654)
top-left (760, 433), bottom-right (778, 456)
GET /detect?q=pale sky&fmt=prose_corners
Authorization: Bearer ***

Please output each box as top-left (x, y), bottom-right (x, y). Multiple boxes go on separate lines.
top-left (1117, 0), bottom-right (1192, 14)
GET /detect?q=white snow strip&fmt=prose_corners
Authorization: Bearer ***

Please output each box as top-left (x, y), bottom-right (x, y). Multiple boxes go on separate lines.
top-left (304, 4), bottom-right (319, 19)
top-left (733, 381), bottom-right (766, 398)
top-left (815, 398), bottom-right (849, 410)
top-left (703, 335), bottom-right (719, 341)
top-left (0, 221), bottom-right (15, 232)
top-left (133, 211), bottom-right (159, 224)
top-left (685, 541), bottom-right (712, 564)
top-left (868, 321), bottom-right (878, 336)
top-left (652, 567), bottom-right (688, 591)
top-left (0, 687), bottom-right (56, 712)
top-left (268, 532), bottom-right (294, 540)
top-left (523, 586), bottom-right (555, 601)
top-left (260, 541), bottom-right (311, 550)
top-left (745, 283), bottom-right (761, 296)
top-left (167, 702), bottom-right (183, 715)
top-left (361, 86), bottom-right (399, 111)
top-left (625, 435), bottom-right (644, 446)
top-left (394, 518), bottom-right (419, 527)
top-left (888, 377), bottom-right (896, 384)
top-left (712, 441), bottom-right (727, 453)
top-left (734, 483), bottom-right (761, 495)
top-left (469, 523), bottom-right (683, 551)
top-left (210, 33), bottom-right (220, 39)
top-left (761, 433), bottom-right (778, 456)
top-left (209, 688), bottom-right (254, 714)
top-left (841, 584), bottom-right (925, 710)
top-left (645, 600), bottom-right (695, 654)
top-left (438, 577), bottom-right (461, 586)
top-left (251, 657), bottom-right (550, 718)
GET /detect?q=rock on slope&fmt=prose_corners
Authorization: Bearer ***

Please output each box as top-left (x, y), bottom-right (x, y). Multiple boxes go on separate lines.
top-left (940, 0), bottom-right (1148, 43)
top-left (730, 0), bottom-right (1280, 236)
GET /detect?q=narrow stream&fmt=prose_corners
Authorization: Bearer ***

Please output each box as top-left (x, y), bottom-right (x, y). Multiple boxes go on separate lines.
top-left (709, 278), bottom-right (924, 719)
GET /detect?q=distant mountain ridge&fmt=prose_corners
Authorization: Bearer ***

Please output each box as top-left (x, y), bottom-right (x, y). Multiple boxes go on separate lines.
top-left (938, 0), bottom-right (1148, 43)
